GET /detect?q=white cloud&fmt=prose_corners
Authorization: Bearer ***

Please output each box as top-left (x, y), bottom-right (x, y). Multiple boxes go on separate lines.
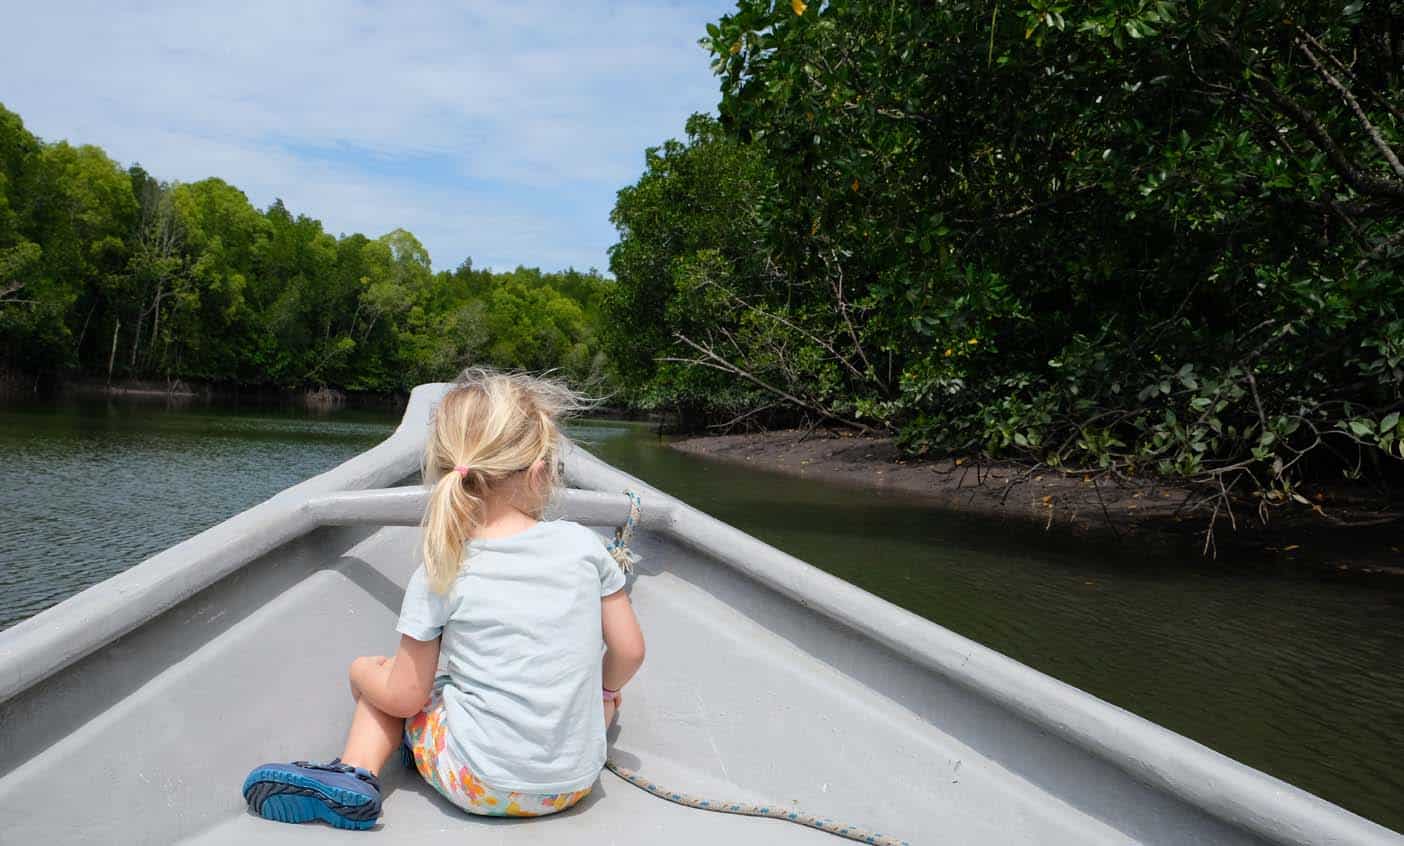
top-left (1, 0), bottom-right (731, 271)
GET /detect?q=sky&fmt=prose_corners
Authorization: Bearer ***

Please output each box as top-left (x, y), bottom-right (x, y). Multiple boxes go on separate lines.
top-left (0, 0), bottom-right (735, 273)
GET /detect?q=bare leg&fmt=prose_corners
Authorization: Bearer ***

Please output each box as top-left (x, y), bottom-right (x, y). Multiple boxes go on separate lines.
top-left (340, 693), bottom-right (403, 776)
top-left (341, 657), bottom-right (404, 776)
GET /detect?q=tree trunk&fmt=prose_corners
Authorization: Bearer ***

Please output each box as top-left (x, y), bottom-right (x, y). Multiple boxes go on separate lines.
top-left (146, 278), bottom-right (164, 371)
top-left (107, 319), bottom-right (120, 385)
top-left (73, 302), bottom-right (96, 359)
top-left (130, 307), bottom-right (145, 370)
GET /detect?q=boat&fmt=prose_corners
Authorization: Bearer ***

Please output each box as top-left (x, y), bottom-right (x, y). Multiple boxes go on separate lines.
top-left (0, 382), bottom-right (1399, 845)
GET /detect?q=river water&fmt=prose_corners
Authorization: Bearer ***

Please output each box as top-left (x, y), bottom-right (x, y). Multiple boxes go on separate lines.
top-left (1, 400), bottom-right (1401, 831)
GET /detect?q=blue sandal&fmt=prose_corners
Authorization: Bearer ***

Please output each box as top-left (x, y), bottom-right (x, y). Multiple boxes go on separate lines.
top-left (242, 758), bottom-right (382, 830)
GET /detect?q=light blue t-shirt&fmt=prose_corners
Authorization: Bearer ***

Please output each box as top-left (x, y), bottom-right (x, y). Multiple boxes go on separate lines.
top-left (396, 519), bottom-right (627, 794)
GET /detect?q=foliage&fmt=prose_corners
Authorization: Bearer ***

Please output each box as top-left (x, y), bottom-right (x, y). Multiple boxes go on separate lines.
top-left (605, 114), bottom-right (784, 422)
top-left (608, 0), bottom-right (1404, 527)
top-left (0, 103), bottom-right (613, 393)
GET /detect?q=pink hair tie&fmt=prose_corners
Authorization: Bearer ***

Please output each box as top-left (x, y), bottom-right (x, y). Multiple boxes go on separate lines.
top-left (452, 465), bottom-right (470, 478)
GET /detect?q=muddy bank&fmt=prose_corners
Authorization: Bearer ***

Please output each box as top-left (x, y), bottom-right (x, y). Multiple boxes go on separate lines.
top-left (670, 428), bottom-right (1404, 580)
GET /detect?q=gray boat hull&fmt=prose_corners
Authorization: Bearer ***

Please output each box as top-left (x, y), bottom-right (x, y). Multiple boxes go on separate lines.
top-left (1, 383), bottom-right (1398, 845)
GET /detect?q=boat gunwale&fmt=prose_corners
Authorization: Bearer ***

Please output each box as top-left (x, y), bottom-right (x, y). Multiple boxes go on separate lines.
top-left (0, 382), bottom-right (1397, 846)
top-left (565, 447), bottom-right (1403, 846)
top-left (0, 383), bottom-right (440, 703)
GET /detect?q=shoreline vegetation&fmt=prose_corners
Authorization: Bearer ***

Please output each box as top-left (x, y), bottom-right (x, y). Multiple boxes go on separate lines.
top-left (671, 428), bottom-right (1404, 581)
top-left (605, 3), bottom-right (1403, 555)
top-left (0, 103), bottom-right (612, 402)
top-left (5, 3), bottom-right (1403, 560)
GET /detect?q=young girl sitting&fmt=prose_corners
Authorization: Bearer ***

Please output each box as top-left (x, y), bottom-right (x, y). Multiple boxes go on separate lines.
top-left (242, 369), bottom-right (646, 829)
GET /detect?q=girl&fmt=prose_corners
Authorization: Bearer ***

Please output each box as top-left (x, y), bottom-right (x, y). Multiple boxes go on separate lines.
top-left (242, 369), bottom-right (646, 829)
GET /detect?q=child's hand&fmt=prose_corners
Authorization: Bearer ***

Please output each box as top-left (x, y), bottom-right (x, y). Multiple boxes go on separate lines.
top-left (604, 691), bottom-right (621, 727)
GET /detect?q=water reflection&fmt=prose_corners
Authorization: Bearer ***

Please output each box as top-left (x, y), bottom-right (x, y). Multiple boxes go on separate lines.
top-left (572, 420), bottom-right (1404, 833)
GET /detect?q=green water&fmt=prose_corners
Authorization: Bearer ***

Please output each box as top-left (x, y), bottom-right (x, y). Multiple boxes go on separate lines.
top-left (574, 420), bottom-right (1404, 833)
top-left (1, 402), bottom-right (1401, 831)
top-left (0, 397), bottom-right (398, 628)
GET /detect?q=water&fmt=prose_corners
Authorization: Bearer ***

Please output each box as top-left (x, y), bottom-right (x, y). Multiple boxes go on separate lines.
top-left (1, 403), bottom-right (1400, 831)
top-left (0, 397), bottom-right (396, 629)
top-left (570, 420), bottom-right (1404, 833)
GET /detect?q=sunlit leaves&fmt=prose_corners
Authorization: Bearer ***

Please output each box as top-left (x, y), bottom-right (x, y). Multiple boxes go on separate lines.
top-left (0, 102), bottom-right (613, 393)
top-left (674, 0), bottom-right (1404, 509)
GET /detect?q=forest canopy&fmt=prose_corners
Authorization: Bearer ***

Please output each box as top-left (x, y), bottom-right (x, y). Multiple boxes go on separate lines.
top-left (0, 103), bottom-right (611, 394)
top-left (603, 0), bottom-right (1404, 523)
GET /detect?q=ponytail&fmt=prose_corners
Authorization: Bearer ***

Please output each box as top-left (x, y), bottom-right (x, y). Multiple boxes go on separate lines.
top-left (420, 468), bottom-right (485, 594)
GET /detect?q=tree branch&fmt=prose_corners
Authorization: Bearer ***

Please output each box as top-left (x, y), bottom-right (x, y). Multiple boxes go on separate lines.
top-left (1297, 38), bottom-right (1404, 181)
top-left (665, 332), bottom-right (876, 433)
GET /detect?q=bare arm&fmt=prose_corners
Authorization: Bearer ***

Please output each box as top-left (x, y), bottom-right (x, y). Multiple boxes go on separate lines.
top-left (602, 590), bottom-right (645, 691)
top-left (349, 634), bottom-right (442, 719)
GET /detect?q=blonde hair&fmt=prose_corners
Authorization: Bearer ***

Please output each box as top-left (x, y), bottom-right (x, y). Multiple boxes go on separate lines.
top-left (420, 368), bottom-right (588, 593)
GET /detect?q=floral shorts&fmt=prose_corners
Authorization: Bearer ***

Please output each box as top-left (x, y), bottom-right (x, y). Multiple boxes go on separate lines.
top-left (404, 683), bottom-right (591, 818)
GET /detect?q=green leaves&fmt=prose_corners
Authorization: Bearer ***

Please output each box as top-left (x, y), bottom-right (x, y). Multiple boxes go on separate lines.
top-left (604, 114), bottom-right (777, 415)
top-left (0, 102), bottom-right (612, 393)
top-left (637, 0), bottom-right (1404, 506)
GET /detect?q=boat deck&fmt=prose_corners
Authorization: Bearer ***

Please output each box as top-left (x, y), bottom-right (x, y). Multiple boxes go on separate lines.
top-left (2, 524), bottom-right (1245, 845)
top-left (178, 526), bottom-right (1176, 845)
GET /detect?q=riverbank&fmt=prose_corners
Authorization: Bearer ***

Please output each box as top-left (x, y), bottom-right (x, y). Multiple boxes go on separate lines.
top-left (671, 428), bottom-right (1404, 579)
top-left (21, 377), bottom-right (411, 410)
top-left (15, 376), bottom-right (657, 419)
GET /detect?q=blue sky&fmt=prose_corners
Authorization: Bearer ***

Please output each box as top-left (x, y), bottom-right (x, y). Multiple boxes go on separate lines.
top-left (1, 0), bottom-right (735, 272)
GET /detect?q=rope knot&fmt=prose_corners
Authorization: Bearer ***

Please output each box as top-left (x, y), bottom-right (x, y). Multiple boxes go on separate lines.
top-left (606, 489), bottom-right (642, 574)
